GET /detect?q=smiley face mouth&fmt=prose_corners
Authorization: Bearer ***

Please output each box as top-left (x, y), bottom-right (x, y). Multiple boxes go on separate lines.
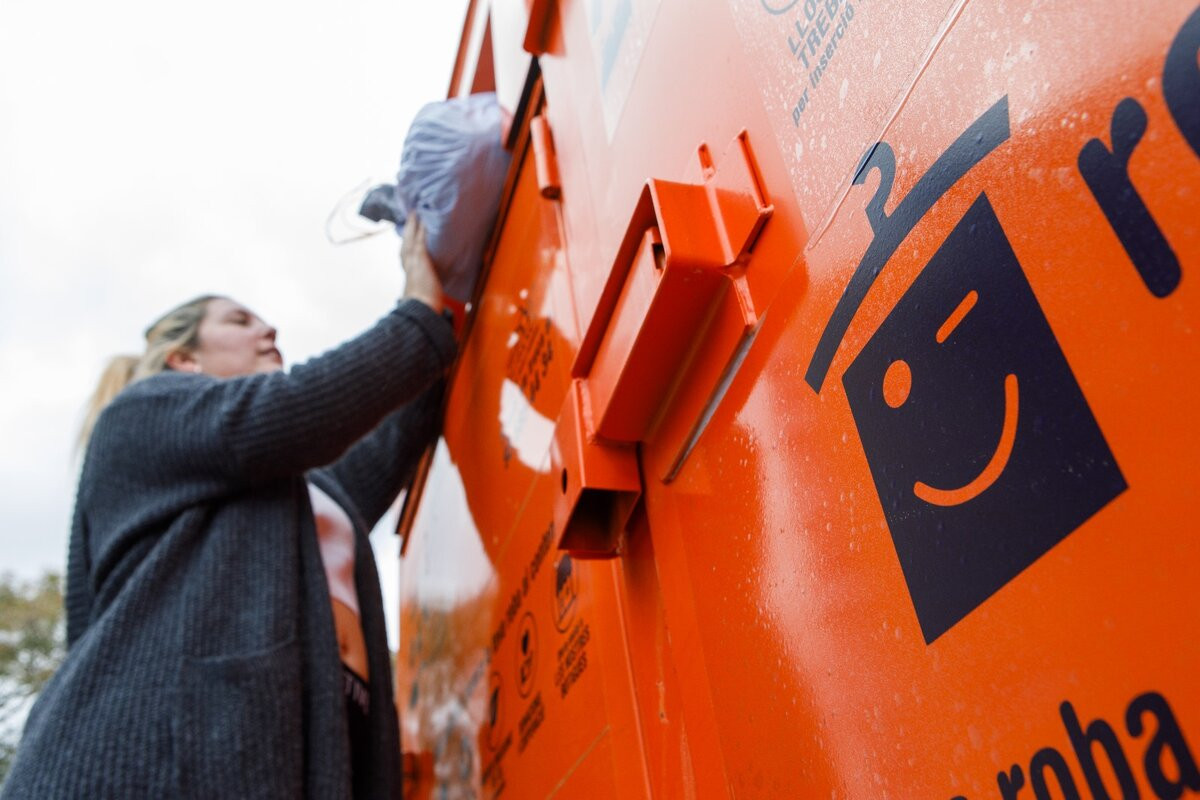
top-left (913, 373), bottom-right (1019, 507)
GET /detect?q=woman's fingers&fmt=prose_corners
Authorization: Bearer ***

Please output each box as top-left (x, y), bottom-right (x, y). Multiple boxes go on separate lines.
top-left (400, 214), bottom-right (444, 312)
top-left (400, 215), bottom-right (421, 269)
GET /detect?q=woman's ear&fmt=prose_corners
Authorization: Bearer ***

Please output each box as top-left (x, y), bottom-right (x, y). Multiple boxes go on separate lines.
top-left (165, 349), bottom-right (200, 373)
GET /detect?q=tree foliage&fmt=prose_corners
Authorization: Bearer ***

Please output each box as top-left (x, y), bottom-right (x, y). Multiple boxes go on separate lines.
top-left (0, 572), bottom-right (65, 781)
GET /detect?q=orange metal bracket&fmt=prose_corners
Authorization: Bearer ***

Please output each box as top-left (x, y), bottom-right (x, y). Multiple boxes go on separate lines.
top-left (550, 131), bottom-right (772, 557)
top-left (523, 0), bottom-right (554, 56)
top-left (529, 114), bottom-right (561, 198)
top-left (574, 131), bottom-right (773, 441)
top-left (551, 380), bottom-right (642, 558)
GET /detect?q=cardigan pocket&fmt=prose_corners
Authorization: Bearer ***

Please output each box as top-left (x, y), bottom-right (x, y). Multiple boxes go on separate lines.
top-left (175, 637), bottom-right (304, 799)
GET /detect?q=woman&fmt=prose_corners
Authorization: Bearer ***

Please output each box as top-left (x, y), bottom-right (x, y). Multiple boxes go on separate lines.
top-left (1, 217), bottom-right (454, 799)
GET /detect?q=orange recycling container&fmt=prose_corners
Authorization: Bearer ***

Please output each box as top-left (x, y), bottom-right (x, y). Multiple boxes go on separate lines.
top-left (395, 1), bottom-right (1200, 797)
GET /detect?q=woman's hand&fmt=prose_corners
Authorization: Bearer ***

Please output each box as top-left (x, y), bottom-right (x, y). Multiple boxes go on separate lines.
top-left (400, 214), bottom-right (444, 313)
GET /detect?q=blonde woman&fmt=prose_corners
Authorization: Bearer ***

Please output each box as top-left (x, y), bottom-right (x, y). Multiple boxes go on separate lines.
top-left (2, 217), bottom-right (453, 799)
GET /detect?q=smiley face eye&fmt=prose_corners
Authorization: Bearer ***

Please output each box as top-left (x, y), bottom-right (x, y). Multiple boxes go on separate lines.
top-left (937, 290), bottom-right (978, 343)
top-left (883, 359), bottom-right (912, 408)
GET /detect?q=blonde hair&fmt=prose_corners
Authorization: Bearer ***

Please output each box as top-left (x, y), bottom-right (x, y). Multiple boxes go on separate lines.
top-left (77, 295), bottom-right (222, 450)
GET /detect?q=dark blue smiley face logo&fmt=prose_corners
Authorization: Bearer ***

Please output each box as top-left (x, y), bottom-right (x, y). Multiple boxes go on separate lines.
top-left (842, 195), bottom-right (1127, 643)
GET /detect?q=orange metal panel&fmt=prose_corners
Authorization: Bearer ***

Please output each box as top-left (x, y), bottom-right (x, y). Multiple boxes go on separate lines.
top-left (398, 99), bottom-right (650, 796)
top-left (401, 0), bottom-right (1200, 797)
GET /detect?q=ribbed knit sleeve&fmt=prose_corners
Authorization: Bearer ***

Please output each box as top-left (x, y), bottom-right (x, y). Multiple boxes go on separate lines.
top-left (321, 379), bottom-right (444, 531)
top-left (94, 299), bottom-right (455, 489)
top-left (64, 498), bottom-right (92, 647)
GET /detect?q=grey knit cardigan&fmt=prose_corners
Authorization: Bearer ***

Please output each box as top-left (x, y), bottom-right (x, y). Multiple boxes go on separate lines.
top-left (1, 300), bottom-right (456, 799)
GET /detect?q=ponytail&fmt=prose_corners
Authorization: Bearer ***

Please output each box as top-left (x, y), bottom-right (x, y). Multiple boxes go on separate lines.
top-left (77, 355), bottom-right (139, 452)
top-left (76, 295), bottom-right (220, 452)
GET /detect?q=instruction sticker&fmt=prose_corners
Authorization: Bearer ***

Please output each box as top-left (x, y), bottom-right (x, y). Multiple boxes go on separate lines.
top-left (728, 0), bottom-right (959, 229)
top-left (515, 612), bottom-right (538, 698)
top-left (553, 553), bottom-right (579, 633)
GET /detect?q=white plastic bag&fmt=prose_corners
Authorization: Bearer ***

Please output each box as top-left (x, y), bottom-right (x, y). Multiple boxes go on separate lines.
top-left (360, 92), bottom-right (511, 302)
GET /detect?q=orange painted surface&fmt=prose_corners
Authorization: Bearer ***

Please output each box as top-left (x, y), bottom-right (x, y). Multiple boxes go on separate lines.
top-left (398, 1), bottom-right (1200, 797)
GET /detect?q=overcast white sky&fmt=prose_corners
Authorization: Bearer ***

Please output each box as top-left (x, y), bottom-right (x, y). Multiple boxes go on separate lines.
top-left (0, 0), bottom-right (471, 637)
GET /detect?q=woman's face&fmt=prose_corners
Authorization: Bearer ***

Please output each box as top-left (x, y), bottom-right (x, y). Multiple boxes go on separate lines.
top-left (184, 298), bottom-right (283, 378)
